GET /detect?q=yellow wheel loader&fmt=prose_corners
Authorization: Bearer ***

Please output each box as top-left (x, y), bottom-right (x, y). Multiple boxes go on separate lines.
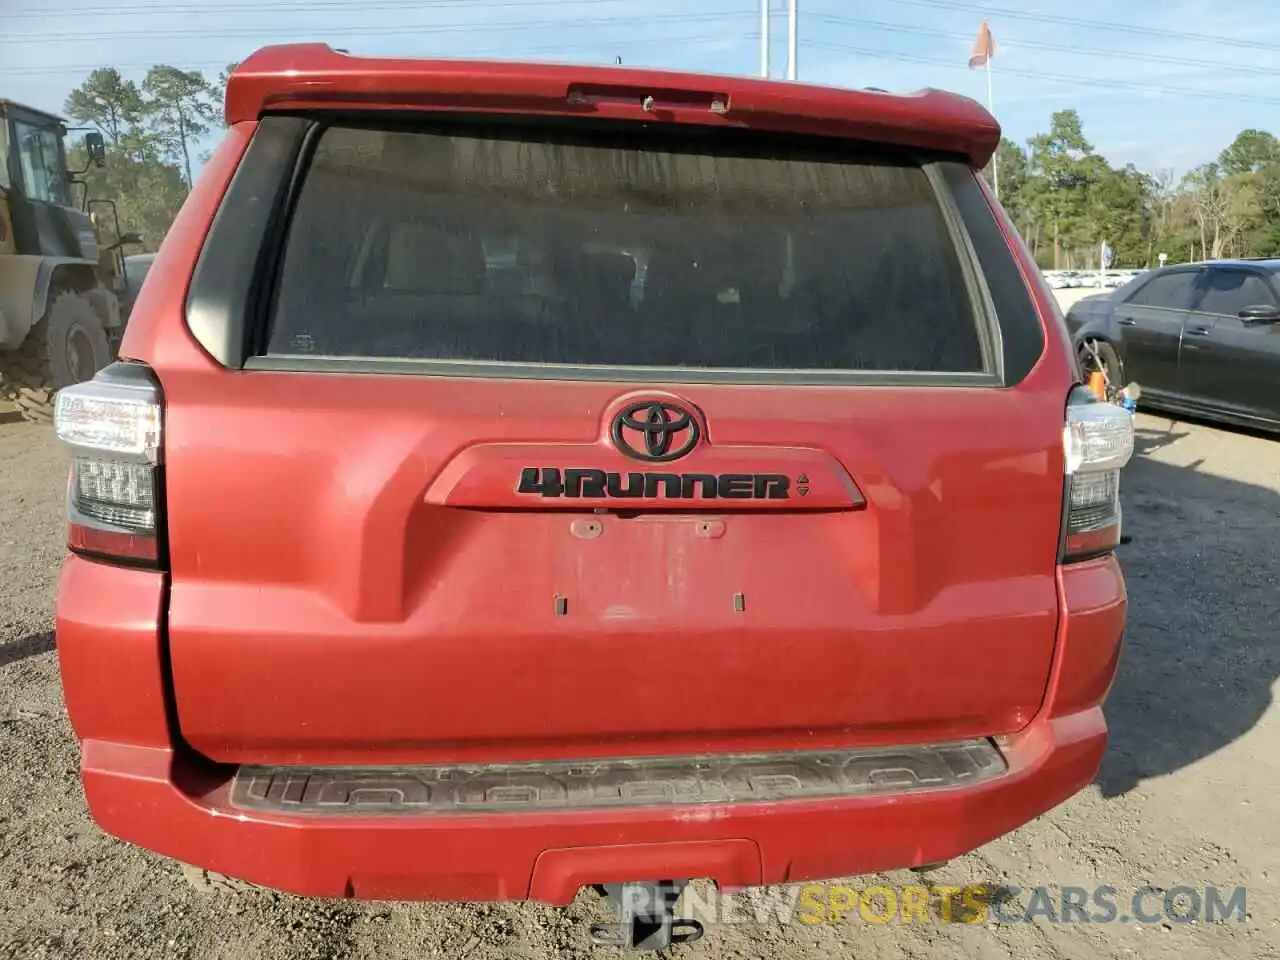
top-left (0, 99), bottom-right (140, 422)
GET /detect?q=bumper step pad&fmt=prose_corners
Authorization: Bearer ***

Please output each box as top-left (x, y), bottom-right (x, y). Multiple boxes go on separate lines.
top-left (231, 740), bottom-right (1006, 816)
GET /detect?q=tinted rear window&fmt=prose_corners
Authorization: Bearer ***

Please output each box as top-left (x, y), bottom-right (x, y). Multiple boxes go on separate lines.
top-left (265, 123), bottom-right (987, 373)
top-left (1197, 269), bottom-right (1278, 314)
top-left (1127, 270), bottom-right (1199, 309)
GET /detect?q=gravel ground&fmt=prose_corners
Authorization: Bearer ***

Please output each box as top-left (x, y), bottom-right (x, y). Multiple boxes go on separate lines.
top-left (0, 406), bottom-right (1278, 960)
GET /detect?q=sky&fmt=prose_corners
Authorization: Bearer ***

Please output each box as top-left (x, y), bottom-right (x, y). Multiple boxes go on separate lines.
top-left (2, 0), bottom-right (1278, 179)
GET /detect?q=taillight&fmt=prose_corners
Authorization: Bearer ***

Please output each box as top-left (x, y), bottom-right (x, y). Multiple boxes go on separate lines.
top-left (1060, 386), bottom-right (1134, 562)
top-left (52, 362), bottom-right (164, 568)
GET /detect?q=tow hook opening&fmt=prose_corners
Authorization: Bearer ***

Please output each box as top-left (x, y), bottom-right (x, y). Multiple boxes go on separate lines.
top-left (910, 860), bottom-right (951, 874)
top-left (588, 881), bottom-right (705, 951)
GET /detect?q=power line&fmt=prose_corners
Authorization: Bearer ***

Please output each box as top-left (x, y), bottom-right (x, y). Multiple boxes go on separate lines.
top-left (0, 31), bottom-right (751, 78)
top-left (887, 0), bottom-right (1280, 54)
top-left (5, 2), bottom-right (1269, 87)
top-left (806, 39), bottom-right (1280, 106)
top-left (3, 1), bottom-right (1272, 109)
top-left (1, 10), bottom-right (750, 45)
top-left (813, 14), bottom-right (1279, 79)
top-left (1, 0), bottom-right (601, 13)
top-left (12, 0), bottom-right (1272, 57)
top-left (9, 34), bottom-right (1276, 109)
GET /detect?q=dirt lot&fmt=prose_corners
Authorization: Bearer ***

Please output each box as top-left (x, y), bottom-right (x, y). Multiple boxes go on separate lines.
top-left (1, 406), bottom-right (1278, 959)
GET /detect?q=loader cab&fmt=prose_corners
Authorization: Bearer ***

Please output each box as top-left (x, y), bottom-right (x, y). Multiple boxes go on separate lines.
top-left (0, 99), bottom-right (104, 262)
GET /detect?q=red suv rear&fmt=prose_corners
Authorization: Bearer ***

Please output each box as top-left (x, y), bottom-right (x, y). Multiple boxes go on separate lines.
top-left (53, 44), bottom-right (1131, 949)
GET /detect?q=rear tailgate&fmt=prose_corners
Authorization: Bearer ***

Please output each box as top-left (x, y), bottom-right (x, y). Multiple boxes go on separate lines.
top-left (157, 110), bottom-right (1070, 766)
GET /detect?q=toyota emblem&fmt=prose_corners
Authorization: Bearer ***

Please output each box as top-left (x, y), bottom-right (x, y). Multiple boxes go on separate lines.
top-left (610, 400), bottom-right (701, 462)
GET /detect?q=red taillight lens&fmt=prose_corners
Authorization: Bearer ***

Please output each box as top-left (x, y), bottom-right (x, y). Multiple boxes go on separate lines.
top-left (53, 364), bottom-right (163, 568)
top-left (1060, 386), bottom-right (1134, 562)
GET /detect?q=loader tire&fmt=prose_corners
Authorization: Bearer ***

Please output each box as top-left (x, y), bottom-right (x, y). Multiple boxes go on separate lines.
top-left (0, 291), bottom-right (112, 424)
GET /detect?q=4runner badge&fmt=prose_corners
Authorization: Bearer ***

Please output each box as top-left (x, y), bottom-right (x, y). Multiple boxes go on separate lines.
top-left (516, 468), bottom-right (791, 500)
top-left (517, 400), bottom-right (791, 500)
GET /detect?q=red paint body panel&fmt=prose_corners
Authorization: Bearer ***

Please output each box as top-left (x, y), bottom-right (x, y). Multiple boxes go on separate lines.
top-left (60, 554), bottom-right (1119, 901)
top-left (150, 367), bottom-right (1069, 764)
top-left (225, 44), bottom-right (1000, 167)
top-left (1049, 559), bottom-right (1128, 717)
top-left (55, 50), bottom-right (1129, 903)
top-left (57, 558), bottom-right (169, 746)
top-left (120, 129), bottom-right (1081, 763)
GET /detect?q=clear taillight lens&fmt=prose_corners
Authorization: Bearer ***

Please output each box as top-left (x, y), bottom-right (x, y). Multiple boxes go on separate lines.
top-left (53, 365), bottom-right (163, 567)
top-left (1061, 386), bottom-right (1134, 562)
top-left (71, 458), bottom-right (156, 528)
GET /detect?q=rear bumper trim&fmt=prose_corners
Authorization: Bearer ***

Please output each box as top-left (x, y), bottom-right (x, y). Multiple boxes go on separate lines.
top-left (79, 710), bottom-right (1106, 902)
top-left (231, 740), bottom-right (1006, 816)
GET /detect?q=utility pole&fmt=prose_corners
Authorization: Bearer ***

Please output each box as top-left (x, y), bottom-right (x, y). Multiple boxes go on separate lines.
top-left (787, 0), bottom-right (798, 80)
top-left (760, 0), bottom-right (770, 78)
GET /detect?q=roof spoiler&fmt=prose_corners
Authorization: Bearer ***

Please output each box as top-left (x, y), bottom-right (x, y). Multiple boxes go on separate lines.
top-left (225, 43), bottom-right (1001, 168)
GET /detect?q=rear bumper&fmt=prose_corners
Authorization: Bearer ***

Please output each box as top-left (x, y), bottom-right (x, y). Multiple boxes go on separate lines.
top-left (57, 555), bottom-right (1125, 902)
top-left (79, 711), bottom-right (1104, 901)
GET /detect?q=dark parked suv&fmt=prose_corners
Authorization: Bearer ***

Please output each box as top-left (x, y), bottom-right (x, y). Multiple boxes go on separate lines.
top-left (51, 44), bottom-right (1133, 950)
top-left (1067, 259), bottom-right (1280, 433)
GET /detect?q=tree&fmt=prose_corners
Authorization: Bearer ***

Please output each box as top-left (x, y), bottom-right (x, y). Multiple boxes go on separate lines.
top-left (982, 139), bottom-right (1028, 207)
top-left (67, 140), bottom-right (188, 251)
top-left (38, 61), bottom-right (1280, 267)
top-left (1248, 166), bottom-right (1280, 256)
top-left (1218, 130), bottom-right (1279, 176)
top-left (64, 68), bottom-right (145, 146)
top-left (983, 111), bottom-right (1279, 269)
top-left (210, 62), bottom-right (240, 126)
top-left (1089, 165), bottom-right (1154, 266)
top-left (1025, 110), bottom-right (1098, 268)
top-left (142, 65), bottom-right (218, 190)
top-left (62, 69), bottom-right (186, 251)
top-left (1180, 163), bottom-right (1258, 260)
top-left (1147, 167), bottom-right (1179, 246)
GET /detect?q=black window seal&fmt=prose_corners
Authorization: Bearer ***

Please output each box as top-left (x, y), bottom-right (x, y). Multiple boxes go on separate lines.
top-left (920, 161), bottom-right (1004, 384)
top-left (184, 115), bottom-right (314, 369)
top-left (248, 119), bottom-right (326, 359)
top-left (216, 110), bottom-right (1006, 387)
top-left (932, 161), bottom-right (1044, 386)
top-left (240, 355), bottom-right (1000, 387)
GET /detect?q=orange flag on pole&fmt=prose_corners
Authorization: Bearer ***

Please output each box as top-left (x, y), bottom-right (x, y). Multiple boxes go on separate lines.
top-left (968, 18), bottom-right (995, 68)
top-left (968, 18), bottom-right (999, 199)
